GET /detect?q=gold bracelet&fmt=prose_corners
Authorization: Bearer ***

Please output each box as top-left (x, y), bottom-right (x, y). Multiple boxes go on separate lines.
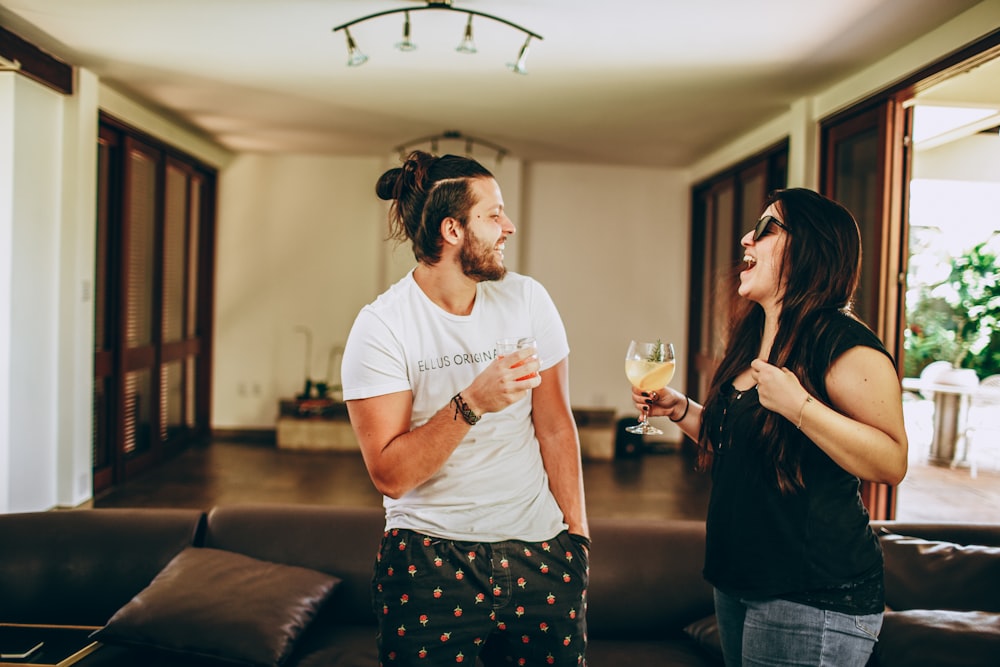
top-left (796, 395), bottom-right (813, 430)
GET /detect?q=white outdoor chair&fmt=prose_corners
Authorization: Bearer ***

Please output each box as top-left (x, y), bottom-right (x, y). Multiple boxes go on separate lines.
top-left (962, 374), bottom-right (1000, 478)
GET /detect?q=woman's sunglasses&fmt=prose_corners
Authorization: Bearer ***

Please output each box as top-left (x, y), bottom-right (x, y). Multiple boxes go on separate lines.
top-left (752, 215), bottom-right (788, 241)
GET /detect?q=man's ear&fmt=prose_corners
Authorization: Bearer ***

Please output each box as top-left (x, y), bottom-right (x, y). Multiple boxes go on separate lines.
top-left (441, 217), bottom-right (463, 247)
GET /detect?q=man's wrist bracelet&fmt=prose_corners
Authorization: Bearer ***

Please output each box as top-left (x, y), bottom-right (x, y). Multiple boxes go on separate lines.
top-left (452, 392), bottom-right (480, 426)
top-left (669, 395), bottom-right (690, 422)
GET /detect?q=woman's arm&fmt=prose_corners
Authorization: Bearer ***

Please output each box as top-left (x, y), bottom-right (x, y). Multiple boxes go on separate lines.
top-left (752, 347), bottom-right (909, 484)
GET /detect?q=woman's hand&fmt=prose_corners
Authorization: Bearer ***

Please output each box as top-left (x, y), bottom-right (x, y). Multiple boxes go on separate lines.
top-left (632, 385), bottom-right (687, 421)
top-left (751, 358), bottom-right (808, 421)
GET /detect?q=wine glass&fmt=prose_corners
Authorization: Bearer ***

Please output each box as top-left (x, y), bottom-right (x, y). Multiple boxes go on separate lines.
top-left (624, 340), bottom-right (676, 435)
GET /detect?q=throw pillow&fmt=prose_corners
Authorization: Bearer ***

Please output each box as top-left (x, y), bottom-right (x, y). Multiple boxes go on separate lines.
top-left (683, 614), bottom-right (723, 661)
top-left (879, 533), bottom-right (1000, 612)
top-left (92, 547), bottom-right (341, 667)
top-left (874, 610), bottom-right (1000, 667)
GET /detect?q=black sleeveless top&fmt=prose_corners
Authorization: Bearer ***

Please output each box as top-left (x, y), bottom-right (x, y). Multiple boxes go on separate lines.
top-left (702, 312), bottom-right (889, 615)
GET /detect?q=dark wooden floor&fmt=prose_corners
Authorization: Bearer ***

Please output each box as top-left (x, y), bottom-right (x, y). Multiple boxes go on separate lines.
top-left (90, 437), bottom-right (1000, 524)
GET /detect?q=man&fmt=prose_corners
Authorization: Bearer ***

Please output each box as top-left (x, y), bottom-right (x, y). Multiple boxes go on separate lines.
top-left (342, 151), bottom-right (589, 666)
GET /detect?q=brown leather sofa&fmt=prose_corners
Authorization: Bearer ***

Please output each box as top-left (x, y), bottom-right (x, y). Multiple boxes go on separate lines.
top-left (1, 505), bottom-right (998, 666)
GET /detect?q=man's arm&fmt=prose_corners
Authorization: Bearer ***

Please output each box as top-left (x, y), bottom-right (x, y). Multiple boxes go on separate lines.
top-left (346, 347), bottom-right (542, 499)
top-left (532, 357), bottom-right (589, 539)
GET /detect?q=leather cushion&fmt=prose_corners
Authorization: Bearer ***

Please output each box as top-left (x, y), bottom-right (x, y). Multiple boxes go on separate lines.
top-left (873, 610), bottom-right (1000, 667)
top-left (682, 613), bottom-right (723, 662)
top-left (880, 533), bottom-right (1000, 612)
top-left (92, 547), bottom-right (340, 667)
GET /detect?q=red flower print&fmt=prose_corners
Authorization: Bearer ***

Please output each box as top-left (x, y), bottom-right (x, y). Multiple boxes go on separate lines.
top-left (455, 569), bottom-right (465, 580)
top-left (419, 614), bottom-right (429, 625)
top-left (408, 565), bottom-right (417, 576)
top-left (546, 593), bottom-right (555, 605)
top-left (516, 605), bottom-right (525, 617)
top-left (517, 577), bottom-right (526, 588)
top-left (539, 563), bottom-right (549, 573)
top-left (440, 632), bottom-right (451, 643)
top-left (398, 625), bottom-right (406, 636)
top-left (454, 606), bottom-right (463, 617)
top-left (433, 587), bottom-right (443, 598)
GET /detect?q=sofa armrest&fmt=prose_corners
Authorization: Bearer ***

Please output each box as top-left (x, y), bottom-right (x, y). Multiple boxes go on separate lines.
top-left (0, 508), bottom-right (204, 626)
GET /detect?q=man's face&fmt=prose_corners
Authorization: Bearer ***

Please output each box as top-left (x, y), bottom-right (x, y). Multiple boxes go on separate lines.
top-left (460, 178), bottom-right (514, 282)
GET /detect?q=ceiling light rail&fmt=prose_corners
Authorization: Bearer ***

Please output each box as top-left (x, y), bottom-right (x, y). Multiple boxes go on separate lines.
top-left (395, 130), bottom-right (509, 164)
top-left (332, 0), bottom-right (543, 74)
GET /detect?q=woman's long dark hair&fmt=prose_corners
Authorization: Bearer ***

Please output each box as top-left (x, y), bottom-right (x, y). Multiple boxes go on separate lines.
top-left (375, 150), bottom-right (493, 264)
top-left (696, 188), bottom-right (864, 493)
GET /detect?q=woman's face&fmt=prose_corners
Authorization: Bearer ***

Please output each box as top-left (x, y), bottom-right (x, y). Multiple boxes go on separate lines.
top-left (738, 203), bottom-right (787, 308)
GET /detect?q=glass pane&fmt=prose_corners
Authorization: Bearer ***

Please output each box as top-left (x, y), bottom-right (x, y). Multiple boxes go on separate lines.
top-left (125, 149), bottom-right (156, 348)
top-left (187, 176), bottom-right (202, 339)
top-left (163, 360), bottom-right (184, 440)
top-left (123, 368), bottom-right (152, 456)
top-left (163, 164), bottom-right (188, 343)
top-left (833, 128), bottom-right (880, 328)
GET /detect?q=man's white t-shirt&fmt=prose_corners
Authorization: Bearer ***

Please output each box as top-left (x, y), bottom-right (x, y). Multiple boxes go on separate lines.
top-left (341, 270), bottom-right (570, 542)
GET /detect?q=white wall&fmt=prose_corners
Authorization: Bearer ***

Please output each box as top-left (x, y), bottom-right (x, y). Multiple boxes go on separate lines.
top-left (1, 73), bottom-right (63, 512)
top-left (0, 73), bottom-right (14, 512)
top-left (213, 154), bottom-right (386, 427)
top-left (522, 163), bottom-right (690, 433)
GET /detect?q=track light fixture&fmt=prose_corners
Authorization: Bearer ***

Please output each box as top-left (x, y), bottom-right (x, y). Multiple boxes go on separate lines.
top-left (332, 0), bottom-right (543, 73)
top-left (395, 130), bottom-right (509, 164)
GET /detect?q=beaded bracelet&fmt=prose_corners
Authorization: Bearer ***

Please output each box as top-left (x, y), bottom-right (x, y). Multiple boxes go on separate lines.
top-left (669, 395), bottom-right (690, 422)
top-left (452, 393), bottom-right (480, 426)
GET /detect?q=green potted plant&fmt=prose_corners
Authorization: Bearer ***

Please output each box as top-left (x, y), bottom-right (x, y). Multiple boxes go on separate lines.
top-left (904, 239), bottom-right (1000, 380)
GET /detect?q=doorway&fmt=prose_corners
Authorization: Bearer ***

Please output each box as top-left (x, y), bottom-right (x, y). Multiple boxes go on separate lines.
top-left (894, 57), bottom-right (1000, 522)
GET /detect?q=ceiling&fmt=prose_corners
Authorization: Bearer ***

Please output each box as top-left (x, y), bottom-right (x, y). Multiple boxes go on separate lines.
top-left (0, 0), bottom-right (991, 167)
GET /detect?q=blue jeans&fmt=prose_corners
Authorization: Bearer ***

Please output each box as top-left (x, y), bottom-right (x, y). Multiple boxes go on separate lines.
top-left (714, 588), bottom-right (882, 666)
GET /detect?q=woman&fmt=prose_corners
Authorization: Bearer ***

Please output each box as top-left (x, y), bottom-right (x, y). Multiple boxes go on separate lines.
top-left (636, 188), bottom-right (908, 665)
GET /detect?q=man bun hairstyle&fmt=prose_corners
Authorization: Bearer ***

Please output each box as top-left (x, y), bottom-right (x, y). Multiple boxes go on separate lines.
top-left (376, 150), bottom-right (494, 264)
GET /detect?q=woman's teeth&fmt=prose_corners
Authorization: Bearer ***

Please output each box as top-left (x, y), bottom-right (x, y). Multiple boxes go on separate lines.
top-left (743, 255), bottom-right (756, 268)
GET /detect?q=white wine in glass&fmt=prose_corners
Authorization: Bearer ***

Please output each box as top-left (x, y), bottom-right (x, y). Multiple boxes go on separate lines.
top-left (624, 340), bottom-right (676, 435)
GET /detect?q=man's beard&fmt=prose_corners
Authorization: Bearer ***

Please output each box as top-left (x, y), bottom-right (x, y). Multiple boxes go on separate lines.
top-left (460, 232), bottom-right (506, 282)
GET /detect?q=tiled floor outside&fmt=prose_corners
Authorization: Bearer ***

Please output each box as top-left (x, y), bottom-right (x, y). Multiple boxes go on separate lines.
top-left (895, 393), bottom-right (1000, 522)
